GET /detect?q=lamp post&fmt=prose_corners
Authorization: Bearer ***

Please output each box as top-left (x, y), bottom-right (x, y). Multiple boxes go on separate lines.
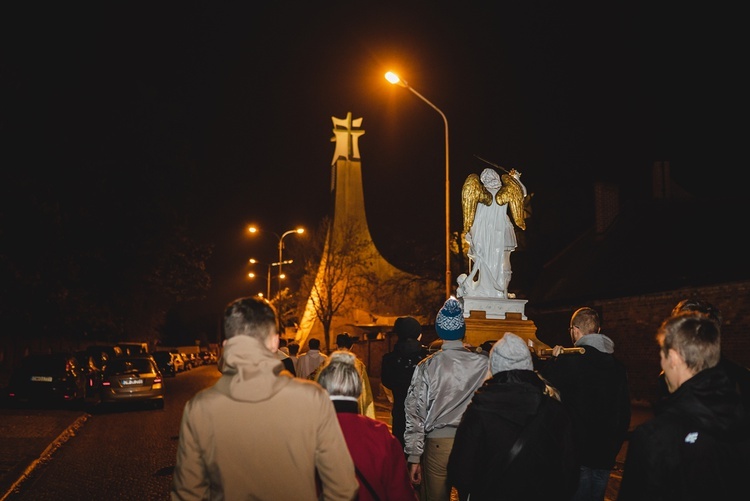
top-left (248, 226), bottom-right (305, 298)
top-left (249, 258), bottom-right (294, 298)
top-left (278, 229), bottom-right (304, 295)
top-left (385, 71), bottom-right (451, 299)
top-left (246, 271), bottom-right (265, 298)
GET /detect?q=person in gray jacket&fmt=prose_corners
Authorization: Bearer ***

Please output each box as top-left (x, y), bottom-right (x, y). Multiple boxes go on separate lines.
top-left (404, 297), bottom-right (489, 501)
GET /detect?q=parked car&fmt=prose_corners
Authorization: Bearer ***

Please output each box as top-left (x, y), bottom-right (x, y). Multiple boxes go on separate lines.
top-left (82, 344), bottom-right (122, 366)
top-left (99, 355), bottom-right (164, 409)
top-left (199, 351), bottom-right (218, 365)
top-left (115, 341), bottom-right (149, 356)
top-left (180, 352), bottom-right (196, 370)
top-left (168, 352), bottom-right (185, 373)
top-left (152, 351), bottom-right (177, 377)
top-left (73, 350), bottom-right (105, 392)
top-left (187, 353), bottom-right (201, 367)
top-left (6, 353), bottom-right (89, 407)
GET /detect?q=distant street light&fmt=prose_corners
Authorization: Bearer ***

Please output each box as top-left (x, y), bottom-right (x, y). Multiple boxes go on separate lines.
top-left (249, 258), bottom-right (294, 298)
top-left (385, 71), bottom-right (451, 299)
top-left (248, 226), bottom-right (305, 297)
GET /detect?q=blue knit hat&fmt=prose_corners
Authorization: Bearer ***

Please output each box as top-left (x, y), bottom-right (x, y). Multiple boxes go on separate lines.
top-left (435, 297), bottom-right (466, 340)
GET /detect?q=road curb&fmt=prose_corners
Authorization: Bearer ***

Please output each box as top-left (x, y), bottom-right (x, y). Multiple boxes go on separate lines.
top-left (0, 413), bottom-right (89, 501)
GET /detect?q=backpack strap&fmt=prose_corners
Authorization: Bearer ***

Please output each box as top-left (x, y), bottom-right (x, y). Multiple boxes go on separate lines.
top-left (355, 465), bottom-right (380, 501)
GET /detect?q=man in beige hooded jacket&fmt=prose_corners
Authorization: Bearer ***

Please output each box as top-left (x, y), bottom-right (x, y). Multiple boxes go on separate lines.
top-left (171, 296), bottom-right (358, 500)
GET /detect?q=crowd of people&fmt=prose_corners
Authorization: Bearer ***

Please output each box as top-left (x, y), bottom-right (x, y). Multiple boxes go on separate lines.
top-left (170, 294), bottom-right (750, 501)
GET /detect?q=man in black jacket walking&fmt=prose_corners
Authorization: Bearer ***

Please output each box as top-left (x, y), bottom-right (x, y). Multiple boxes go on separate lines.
top-left (449, 332), bottom-right (579, 500)
top-left (617, 312), bottom-right (750, 500)
top-left (536, 306), bottom-right (631, 501)
top-left (381, 316), bottom-right (428, 449)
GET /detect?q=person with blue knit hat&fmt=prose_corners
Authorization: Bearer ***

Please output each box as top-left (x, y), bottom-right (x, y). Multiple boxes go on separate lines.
top-left (404, 297), bottom-right (489, 501)
top-left (434, 297), bottom-right (466, 340)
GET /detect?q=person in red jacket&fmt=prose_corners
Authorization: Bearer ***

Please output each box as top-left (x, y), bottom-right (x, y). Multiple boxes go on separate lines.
top-left (318, 350), bottom-right (418, 501)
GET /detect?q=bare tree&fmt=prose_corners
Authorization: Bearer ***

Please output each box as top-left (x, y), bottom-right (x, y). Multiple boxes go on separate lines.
top-left (297, 217), bottom-right (377, 353)
top-left (273, 287), bottom-right (299, 334)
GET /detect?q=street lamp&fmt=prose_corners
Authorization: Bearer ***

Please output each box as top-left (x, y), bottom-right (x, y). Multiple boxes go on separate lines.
top-left (248, 226), bottom-right (305, 297)
top-left (278, 228), bottom-right (304, 295)
top-left (246, 270), bottom-right (264, 297)
top-left (249, 258), bottom-right (294, 298)
top-left (385, 71), bottom-right (451, 299)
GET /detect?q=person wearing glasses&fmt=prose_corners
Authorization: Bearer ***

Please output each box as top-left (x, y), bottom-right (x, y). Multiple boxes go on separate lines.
top-left (536, 306), bottom-right (631, 501)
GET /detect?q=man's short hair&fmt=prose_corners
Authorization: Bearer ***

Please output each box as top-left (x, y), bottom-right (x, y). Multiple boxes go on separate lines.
top-left (571, 307), bottom-right (600, 334)
top-left (671, 298), bottom-right (722, 325)
top-left (223, 296), bottom-right (277, 341)
top-left (288, 343), bottom-right (300, 356)
top-left (308, 338), bottom-right (321, 350)
top-left (336, 333), bottom-right (353, 349)
top-left (658, 312), bottom-right (721, 373)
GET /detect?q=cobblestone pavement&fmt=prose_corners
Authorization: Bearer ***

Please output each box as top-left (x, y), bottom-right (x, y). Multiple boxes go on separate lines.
top-left (0, 389), bottom-right (649, 501)
top-left (0, 406), bottom-right (89, 500)
top-left (373, 393), bottom-right (652, 501)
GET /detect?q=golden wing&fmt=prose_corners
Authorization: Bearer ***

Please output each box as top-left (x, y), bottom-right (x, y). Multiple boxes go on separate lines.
top-left (461, 173), bottom-right (493, 233)
top-left (496, 174), bottom-right (527, 230)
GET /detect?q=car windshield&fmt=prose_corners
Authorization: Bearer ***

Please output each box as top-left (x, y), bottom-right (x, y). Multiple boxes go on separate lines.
top-left (107, 359), bottom-right (154, 375)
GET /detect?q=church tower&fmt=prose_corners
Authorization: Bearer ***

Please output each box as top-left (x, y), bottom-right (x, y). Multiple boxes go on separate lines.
top-left (295, 112), bottom-right (440, 349)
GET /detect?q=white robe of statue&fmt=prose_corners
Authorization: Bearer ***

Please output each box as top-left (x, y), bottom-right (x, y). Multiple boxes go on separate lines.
top-left (457, 168), bottom-right (524, 299)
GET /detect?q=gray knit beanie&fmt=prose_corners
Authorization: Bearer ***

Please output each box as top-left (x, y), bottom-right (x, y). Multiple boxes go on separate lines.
top-left (489, 332), bottom-right (533, 374)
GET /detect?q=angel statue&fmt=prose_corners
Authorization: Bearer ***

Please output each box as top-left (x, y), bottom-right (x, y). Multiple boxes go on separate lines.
top-left (456, 166), bottom-right (528, 299)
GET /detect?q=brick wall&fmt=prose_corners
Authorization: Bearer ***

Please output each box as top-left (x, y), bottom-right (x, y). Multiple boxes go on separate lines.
top-left (534, 281), bottom-right (750, 405)
top-left (359, 282), bottom-right (750, 405)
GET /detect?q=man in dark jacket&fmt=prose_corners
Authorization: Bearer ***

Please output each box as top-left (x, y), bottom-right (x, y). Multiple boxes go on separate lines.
top-left (617, 312), bottom-right (750, 500)
top-left (656, 298), bottom-right (750, 412)
top-left (536, 306), bottom-right (630, 501)
top-left (449, 332), bottom-right (579, 501)
top-left (381, 316), bottom-right (428, 449)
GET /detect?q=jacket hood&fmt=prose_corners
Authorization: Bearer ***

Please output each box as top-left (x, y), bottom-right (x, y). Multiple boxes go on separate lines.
top-left (217, 335), bottom-right (292, 402)
top-left (576, 333), bottom-right (615, 354)
top-left (470, 370), bottom-right (545, 426)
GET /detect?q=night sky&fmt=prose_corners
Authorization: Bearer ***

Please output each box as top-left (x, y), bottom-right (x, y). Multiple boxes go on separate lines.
top-left (2, 3), bottom-right (730, 337)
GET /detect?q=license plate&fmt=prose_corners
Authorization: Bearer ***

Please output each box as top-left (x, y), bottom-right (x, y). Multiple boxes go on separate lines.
top-left (31, 376), bottom-right (53, 382)
top-left (121, 378), bottom-right (143, 386)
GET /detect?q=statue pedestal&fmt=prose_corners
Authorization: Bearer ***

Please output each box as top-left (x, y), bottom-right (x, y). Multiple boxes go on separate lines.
top-left (463, 309), bottom-right (550, 352)
top-left (461, 296), bottom-right (529, 320)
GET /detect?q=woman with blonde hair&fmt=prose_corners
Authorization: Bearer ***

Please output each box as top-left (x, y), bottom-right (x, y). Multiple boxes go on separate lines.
top-left (318, 350), bottom-right (418, 501)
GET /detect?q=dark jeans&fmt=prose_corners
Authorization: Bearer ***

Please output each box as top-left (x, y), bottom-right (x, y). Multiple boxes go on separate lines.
top-left (570, 466), bottom-right (610, 501)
